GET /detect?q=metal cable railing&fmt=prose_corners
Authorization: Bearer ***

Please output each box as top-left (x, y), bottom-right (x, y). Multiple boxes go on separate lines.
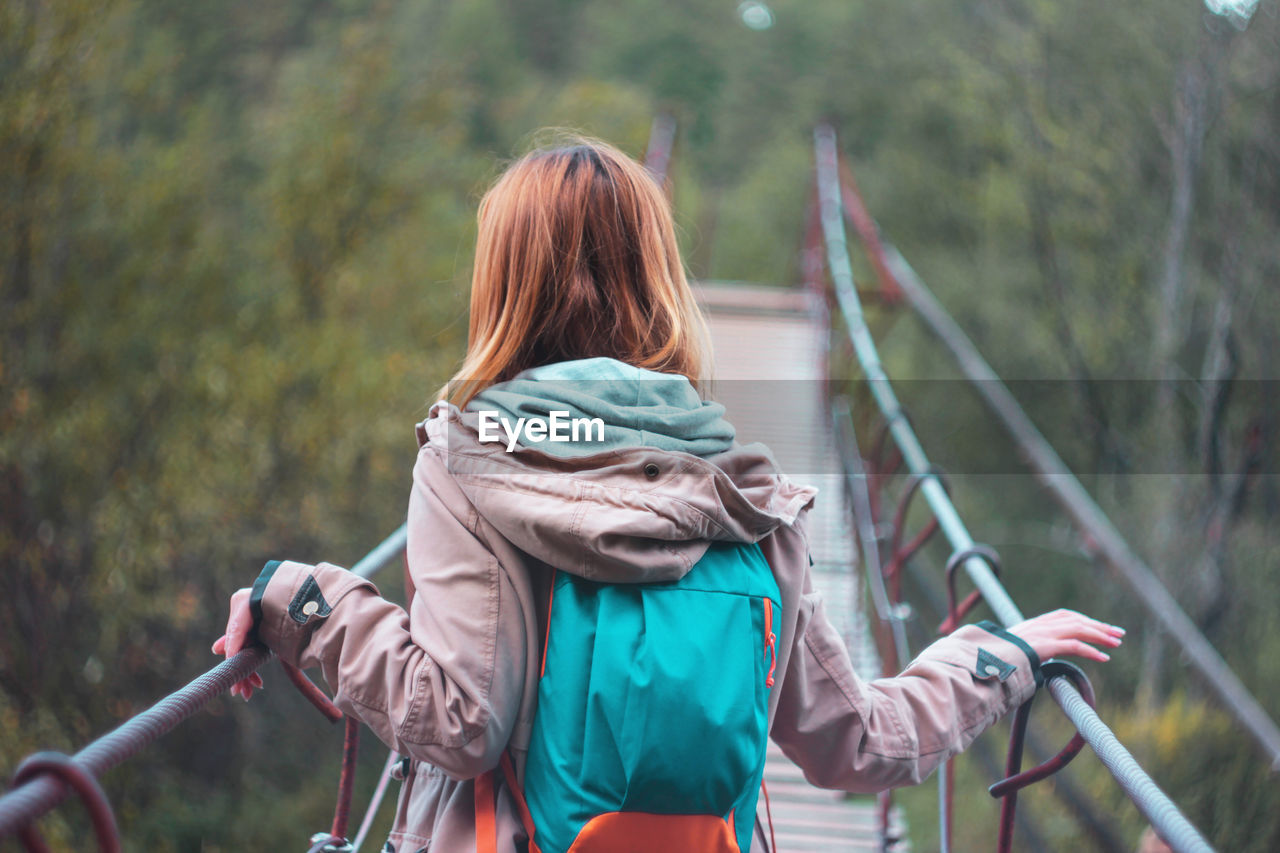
top-left (0, 524), bottom-right (408, 845)
top-left (879, 240), bottom-right (1280, 771)
top-left (814, 124), bottom-right (1215, 853)
top-left (833, 139), bottom-right (1280, 773)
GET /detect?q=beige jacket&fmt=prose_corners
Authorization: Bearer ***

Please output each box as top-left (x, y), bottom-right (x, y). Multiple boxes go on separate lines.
top-left (252, 403), bottom-right (1040, 853)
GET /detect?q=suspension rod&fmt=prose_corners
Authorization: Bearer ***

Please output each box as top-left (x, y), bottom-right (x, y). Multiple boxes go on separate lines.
top-left (832, 400), bottom-right (911, 670)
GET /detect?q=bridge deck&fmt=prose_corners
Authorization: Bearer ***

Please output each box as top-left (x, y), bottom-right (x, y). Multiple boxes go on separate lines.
top-left (698, 281), bottom-right (904, 851)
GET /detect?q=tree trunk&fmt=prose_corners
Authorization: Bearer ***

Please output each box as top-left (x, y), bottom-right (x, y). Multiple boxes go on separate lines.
top-left (1140, 30), bottom-right (1233, 707)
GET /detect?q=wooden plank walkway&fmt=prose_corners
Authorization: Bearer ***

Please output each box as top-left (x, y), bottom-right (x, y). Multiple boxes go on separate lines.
top-left (697, 281), bottom-right (907, 852)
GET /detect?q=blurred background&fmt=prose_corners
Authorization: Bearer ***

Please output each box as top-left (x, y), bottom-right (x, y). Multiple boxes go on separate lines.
top-left (2, 0), bottom-right (1278, 849)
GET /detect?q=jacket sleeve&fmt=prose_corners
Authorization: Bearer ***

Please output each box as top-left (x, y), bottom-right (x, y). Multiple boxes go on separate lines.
top-left (770, 589), bottom-right (1040, 793)
top-left (247, 449), bottom-right (528, 780)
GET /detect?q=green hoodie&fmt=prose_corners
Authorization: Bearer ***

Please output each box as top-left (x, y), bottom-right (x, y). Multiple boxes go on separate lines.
top-left (466, 357), bottom-right (734, 458)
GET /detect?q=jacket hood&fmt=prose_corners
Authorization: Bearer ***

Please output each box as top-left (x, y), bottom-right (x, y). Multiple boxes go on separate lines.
top-left (467, 357), bottom-right (736, 458)
top-left (424, 361), bottom-right (815, 583)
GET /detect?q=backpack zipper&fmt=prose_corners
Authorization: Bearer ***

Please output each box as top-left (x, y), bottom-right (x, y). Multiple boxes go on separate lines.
top-left (763, 598), bottom-right (778, 688)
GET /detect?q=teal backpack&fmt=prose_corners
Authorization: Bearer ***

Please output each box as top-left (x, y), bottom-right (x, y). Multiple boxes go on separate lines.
top-left (478, 540), bottom-right (781, 853)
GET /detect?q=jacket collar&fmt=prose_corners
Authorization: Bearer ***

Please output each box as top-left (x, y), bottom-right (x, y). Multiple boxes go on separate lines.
top-left (422, 402), bottom-right (816, 583)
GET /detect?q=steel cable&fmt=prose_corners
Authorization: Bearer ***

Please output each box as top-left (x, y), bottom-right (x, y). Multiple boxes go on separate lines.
top-left (1, 523), bottom-right (408, 840)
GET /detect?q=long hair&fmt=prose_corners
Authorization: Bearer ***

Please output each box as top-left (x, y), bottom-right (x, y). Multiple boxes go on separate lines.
top-left (439, 134), bottom-right (709, 408)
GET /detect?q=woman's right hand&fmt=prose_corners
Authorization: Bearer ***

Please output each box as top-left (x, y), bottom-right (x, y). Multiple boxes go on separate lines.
top-left (1007, 608), bottom-right (1125, 663)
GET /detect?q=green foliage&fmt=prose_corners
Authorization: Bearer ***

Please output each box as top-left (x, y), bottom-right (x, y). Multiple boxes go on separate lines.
top-left (1103, 695), bottom-right (1280, 850)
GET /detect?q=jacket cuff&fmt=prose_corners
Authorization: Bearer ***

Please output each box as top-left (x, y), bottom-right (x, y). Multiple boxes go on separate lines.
top-left (252, 559), bottom-right (375, 667)
top-left (248, 560), bottom-right (282, 645)
top-left (976, 620), bottom-right (1044, 688)
top-left (917, 623), bottom-right (1040, 715)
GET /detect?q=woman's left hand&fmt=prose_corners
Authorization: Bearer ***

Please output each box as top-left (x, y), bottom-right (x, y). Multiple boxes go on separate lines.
top-left (1007, 608), bottom-right (1124, 664)
top-left (211, 587), bottom-right (265, 701)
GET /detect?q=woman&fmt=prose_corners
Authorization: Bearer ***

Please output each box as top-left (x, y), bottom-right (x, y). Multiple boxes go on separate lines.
top-left (214, 136), bottom-right (1123, 853)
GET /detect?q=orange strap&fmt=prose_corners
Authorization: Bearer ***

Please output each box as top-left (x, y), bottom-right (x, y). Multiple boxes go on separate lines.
top-left (500, 752), bottom-right (540, 852)
top-left (475, 770), bottom-right (497, 853)
top-left (474, 755), bottom-right (540, 853)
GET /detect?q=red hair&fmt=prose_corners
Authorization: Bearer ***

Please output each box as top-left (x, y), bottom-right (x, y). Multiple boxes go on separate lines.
top-left (441, 135), bottom-right (708, 407)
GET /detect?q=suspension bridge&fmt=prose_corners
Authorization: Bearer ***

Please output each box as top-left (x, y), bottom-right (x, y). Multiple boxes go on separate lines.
top-left (3, 121), bottom-right (1277, 852)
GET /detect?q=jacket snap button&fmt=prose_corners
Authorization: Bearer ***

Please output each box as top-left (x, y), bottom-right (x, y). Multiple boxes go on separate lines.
top-left (643, 463), bottom-right (660, 478)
